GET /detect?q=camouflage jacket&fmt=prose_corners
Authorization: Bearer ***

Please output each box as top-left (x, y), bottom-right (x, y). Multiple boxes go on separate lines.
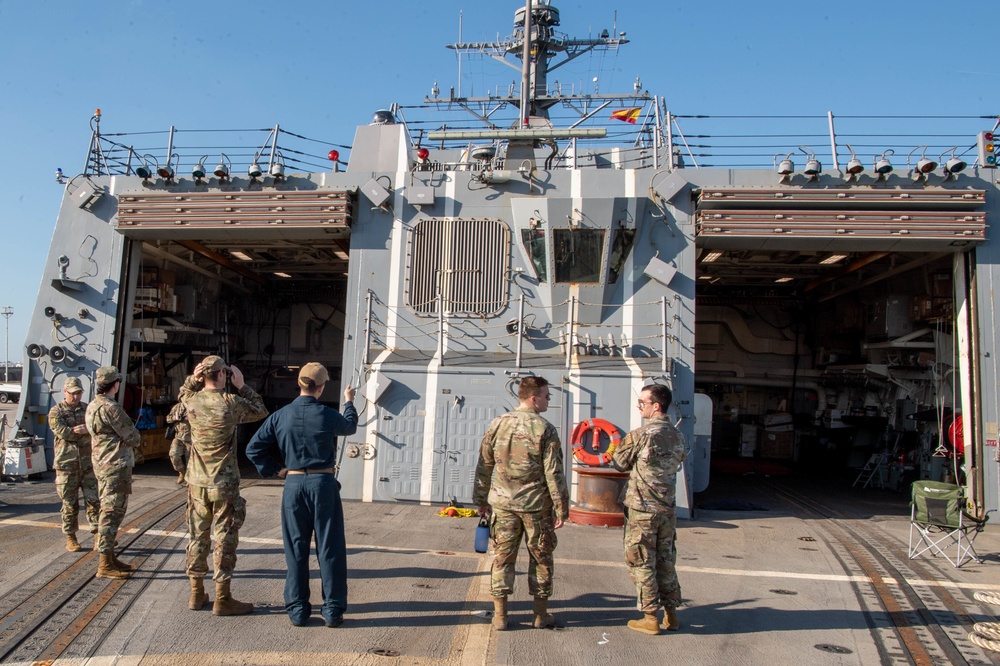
top-left (180, 375), bottom-right (268, 488)
top-left (85, 394), bottom-right (141, 475)
top-left (612, 415), bottom-right (687, 512)
top-left (165, 401), bottom-right (192, 444)
top-left (472, 406), bottom-right (569, 519)
top-left (48, 400), bottom-right (91, 470)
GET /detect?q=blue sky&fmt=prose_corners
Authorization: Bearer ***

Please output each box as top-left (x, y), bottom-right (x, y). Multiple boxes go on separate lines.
top-left (0, 0), bottom-right (996, 358)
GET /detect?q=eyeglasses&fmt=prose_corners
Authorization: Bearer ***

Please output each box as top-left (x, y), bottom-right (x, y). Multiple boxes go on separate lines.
top-left (636, 399), bottom-right (650, 407)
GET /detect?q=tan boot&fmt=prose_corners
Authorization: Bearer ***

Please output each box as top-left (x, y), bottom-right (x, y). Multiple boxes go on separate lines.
top-left (188, 577), bottom-right (209, 610)
top-left (664, 607), bottom-right (680, 631)
top-left (176, 472), bottom-right (185, 484)
top-left (532, 597), bottom-right (556, 629)
top-left (491, 596), bottom-right (508, 631)
top-left (212, 580), bottom-right (254, 616)
top-left (111, 553), bottom-right (133, 572)
top-left (96, 553), bottom-right (131, 579)
top-left (66, 533), bottom-right (83, 552)
top-left (628, 612), bottom-right (660, 635)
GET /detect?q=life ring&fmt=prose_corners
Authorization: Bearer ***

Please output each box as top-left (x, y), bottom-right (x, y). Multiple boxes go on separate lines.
top-left (571, 418), bottom-right (622, 466)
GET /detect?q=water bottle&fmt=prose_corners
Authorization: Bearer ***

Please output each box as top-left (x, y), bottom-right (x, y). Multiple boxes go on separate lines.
top-left (474, 516), bottom-right (490, 553)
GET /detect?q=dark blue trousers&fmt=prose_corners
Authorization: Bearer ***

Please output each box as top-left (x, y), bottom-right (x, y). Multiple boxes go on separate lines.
top-left (281, 473), bottom-right (347, 624)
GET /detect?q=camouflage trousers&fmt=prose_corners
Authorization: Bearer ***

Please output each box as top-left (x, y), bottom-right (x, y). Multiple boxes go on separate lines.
top-left (489, 507), bottom-right (558, 599)
top-left (623, 507), bottom-right (681, 613)
top-left (96, 468), bottom-right (133, 554)
top-left (186, 485), bottom-right (246, 582)
top-left (55, 466), bottom-right (100, 535)
top-left (168, 439), bottom-right (189, 474)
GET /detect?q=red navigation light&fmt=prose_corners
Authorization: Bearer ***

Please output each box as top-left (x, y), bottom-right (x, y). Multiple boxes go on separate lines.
top-left (95, 108), bottom-right (101, 117)
top-left (327, 149), bottom-right (340, 162)
top-left (417, 147), bottom-right (430, 161)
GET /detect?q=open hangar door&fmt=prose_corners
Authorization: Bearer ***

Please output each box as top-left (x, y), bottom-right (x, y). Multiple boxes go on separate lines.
top-left (692, 185), bottom-right (985, 489)
top-left (114, 191), bottom-right (354, 462)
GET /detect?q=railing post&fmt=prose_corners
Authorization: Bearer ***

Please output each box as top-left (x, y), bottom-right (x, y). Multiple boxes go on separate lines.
top-left (515, 294), bottom-right (524, 369)
top-left (661, 296), bottom-right (668, 374)
top-left (565, 296), bottom-right (576, 369)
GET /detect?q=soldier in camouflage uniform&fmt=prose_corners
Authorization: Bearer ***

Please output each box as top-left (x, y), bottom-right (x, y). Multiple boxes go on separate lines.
top-left (48, 376), bottom-right (100, 552)
top-left (612, 383), bottom-right (688, 635)
top-left (473, 375), bottom-right (569, 631)
top-left (181, 355), bottom-right (268, 616)
top-left (166, 401), bottom-right (191, 484)
top-left (85, 366), bottom-right (141, 579)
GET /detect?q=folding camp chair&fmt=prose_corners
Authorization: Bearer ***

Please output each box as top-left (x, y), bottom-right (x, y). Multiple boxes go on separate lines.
top-left (908, 480), bottom-right (988, 568)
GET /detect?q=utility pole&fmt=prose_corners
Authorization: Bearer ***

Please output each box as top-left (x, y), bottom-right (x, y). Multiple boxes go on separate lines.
top-left (1, 306), bottom-right (11, 383)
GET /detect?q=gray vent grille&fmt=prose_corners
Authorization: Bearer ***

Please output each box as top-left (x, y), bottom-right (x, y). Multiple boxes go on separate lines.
top-left (407, 218), bottom-right (511, 317)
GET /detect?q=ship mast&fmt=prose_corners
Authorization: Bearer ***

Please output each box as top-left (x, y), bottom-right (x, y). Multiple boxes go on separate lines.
top-left (437, 1), bottom-right (636, 126)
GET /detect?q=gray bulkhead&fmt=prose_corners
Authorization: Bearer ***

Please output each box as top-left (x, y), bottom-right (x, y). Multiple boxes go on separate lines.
top-left (338, 123), bottom-right (699, 515)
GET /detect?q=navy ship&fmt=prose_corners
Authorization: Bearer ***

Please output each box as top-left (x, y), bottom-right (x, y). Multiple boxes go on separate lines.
top-left (5, 0), bottom-right (998, 523)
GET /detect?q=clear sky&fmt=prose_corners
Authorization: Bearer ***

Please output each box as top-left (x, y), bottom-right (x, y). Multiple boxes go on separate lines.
top-left (0, 0), bottom-right (996, 361)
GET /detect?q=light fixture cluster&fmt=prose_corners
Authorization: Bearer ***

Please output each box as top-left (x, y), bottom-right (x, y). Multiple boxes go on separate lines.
top-left (773, 144), bottom-right (968, 182)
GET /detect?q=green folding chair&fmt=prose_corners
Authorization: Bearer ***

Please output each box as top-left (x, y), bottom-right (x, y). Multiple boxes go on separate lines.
top-left (908, 480), bottom-right (987, 568)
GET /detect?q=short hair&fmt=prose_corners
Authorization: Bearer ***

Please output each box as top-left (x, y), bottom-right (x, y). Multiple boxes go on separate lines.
top-left (300, 377), bottom-right (323, 391)
top-left (642, 384), bottom-right (673, 411)
top-left (518, 375), bottom-right (550, 401)
top-left (96, 380), bottom-right (118, 395)
top-left (204, 369), bottom-right (224, 383)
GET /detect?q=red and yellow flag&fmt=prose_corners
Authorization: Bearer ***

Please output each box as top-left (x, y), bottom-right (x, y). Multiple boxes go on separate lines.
top-left (610, 107), bottom-right (641, 124)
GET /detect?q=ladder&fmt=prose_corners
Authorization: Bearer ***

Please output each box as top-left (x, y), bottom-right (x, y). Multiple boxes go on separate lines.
top-left (853, 452), bottom-right (889, 489)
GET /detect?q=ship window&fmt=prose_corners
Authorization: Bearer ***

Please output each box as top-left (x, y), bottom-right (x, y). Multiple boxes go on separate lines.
top-left (554, 229), bottom-right (605, 283)
top-left (407, 218), bottom-right (511, 317)
top-left (521, 229), bottom-right (548, 282)
top-left (608, 228), bottom-right (636, 284)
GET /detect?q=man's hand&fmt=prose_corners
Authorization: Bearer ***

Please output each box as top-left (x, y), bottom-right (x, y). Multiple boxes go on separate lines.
top-left (344, 384), bottom-right (356, 403)
top-left (229, 365), bottom-right (245, 390)
top-left (478, 505), bottom-right (491, 518)
top-left (72, 424), bottom-right (88, 435)
top-left (553, 517), bottom-right (564, 529)
top-left (277, 468), bottom-right (288, 479)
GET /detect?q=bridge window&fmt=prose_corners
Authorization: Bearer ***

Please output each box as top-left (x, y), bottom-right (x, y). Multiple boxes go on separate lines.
top-left (520, 229), bottom-right (548, 282)
top-left (554, 229), bottom-right (605, 283)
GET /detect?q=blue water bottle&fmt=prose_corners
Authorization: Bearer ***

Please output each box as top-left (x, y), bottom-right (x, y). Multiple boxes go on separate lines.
top-left (475, 516), bottom-right (490, 553)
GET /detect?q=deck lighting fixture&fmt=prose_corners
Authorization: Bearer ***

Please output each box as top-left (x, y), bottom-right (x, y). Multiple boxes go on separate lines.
top-left (819, 254), bottom-right (848, 265)
top-left (274, 272), bottom-right (292, 278)
top-left (909, 145), bottom-right (937, 181)
top-left (192, 156), bottom-right (208, 184)
top-left (874, 149), bottom-right (894, 178)
top-left (157, 153), bottom-right (178, 183)
top-left (701, 251), bottom-right (724, 263)
top-left (775, 277), bottom-right (794, 283)
top-left (248, 159), bottom-right (263, 182)
top-left (269, 151), bottom-right (286, 182)
top-left (941, 147), bottom-right (966, 178)
top-left (213, 154), bottom-right (232, 183)
top-left (135, 155), bottom-right (155, 182)
top-left (230, 250), bottom-right (253, 261)
top-left (800, 146), bottom-right (821, 178)
top-left (844, 144), bottom-right (864, 178)
top-left (774, 152), bottom-right (794, 180)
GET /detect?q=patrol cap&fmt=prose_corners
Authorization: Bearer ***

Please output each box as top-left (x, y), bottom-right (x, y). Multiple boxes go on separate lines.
top-left (95, 366), bottom-right (121, 385)
top-left (195, 355), bottom-right (229, 375)
top-left (64, 377), bottom-right (83, 393)
top-left (298, 362), bottom-right (329, 387)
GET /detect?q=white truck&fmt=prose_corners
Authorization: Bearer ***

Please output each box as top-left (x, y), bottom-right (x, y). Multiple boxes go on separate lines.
top-left (0, 382), bottom-right (20, 404)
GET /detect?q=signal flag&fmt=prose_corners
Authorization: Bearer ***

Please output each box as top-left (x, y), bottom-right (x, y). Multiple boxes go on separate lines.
top-left (611, 108), bottom-right (641, 124)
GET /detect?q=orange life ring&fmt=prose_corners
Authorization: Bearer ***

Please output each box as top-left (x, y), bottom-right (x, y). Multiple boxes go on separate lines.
top-left (571, 418), bottom-right (622, 466)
